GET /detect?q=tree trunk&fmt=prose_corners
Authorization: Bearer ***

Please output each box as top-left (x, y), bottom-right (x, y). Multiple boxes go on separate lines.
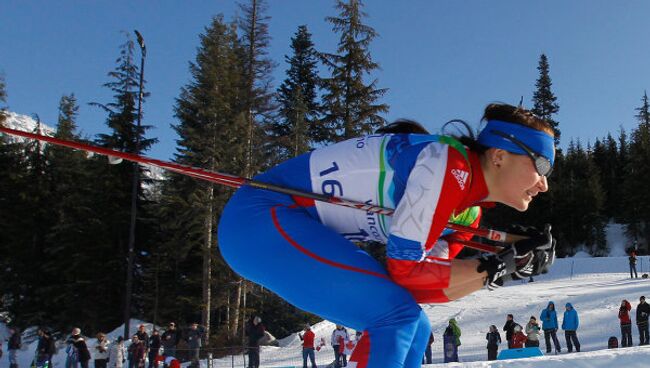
top-left (231, 280), bottom-right (242, 339)
top-left (201, 185), bottom-right (214, 346)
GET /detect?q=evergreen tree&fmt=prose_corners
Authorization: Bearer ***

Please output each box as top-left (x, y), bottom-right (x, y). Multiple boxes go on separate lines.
top-left (238, 0), bottom-right (277, 175)
top-left (158, 15), bottom-right (247, 342)
top-left (624, 92), bottom-right (650, 249)
top-left (272, 25), bottom-right (322, 159)
top-left (234, 0), bottom-right (277, 339)
top-left (532, 54), bottom-right (561, 145)
top-left (88, 33), bottom-right (158, 330)
top-left (321, 0), bottom-right (389, 141)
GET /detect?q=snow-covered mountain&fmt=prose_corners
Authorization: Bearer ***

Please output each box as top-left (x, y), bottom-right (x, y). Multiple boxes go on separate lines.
top-left (1, 110), bottom-right (165, 182)
top-left (2, 111), bottom-right (56, 140)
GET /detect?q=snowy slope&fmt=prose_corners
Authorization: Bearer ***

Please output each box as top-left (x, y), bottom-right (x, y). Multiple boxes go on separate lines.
top-left (2, 111), bottom-right (56, 139)
top-left (6, 256), bottom-right (650, 367)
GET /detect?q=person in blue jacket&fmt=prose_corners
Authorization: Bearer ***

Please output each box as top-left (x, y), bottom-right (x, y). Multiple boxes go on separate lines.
top-left (540, 301), bottom-right (562, 354)
top-left (561, 303), bottom-right (580, 353)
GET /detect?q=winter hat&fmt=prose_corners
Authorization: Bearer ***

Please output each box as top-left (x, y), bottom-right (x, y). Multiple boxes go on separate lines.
top-left (514, 325), bottom-right (522, 332)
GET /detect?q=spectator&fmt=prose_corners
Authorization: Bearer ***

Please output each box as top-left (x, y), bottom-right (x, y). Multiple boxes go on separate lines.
top-left (186, 323), bottom-right (204, 368)
top-left (629, 250), bottom-right (638, 279)
top-left (154, 355), bottom-right (181, 368)
top-left (135, 325), bottom-right (150, 352)
top-left (298, 324), bottom-right (317, 368)
top-left (245, 316), bottom-right (265, 368)
top-left (95, 333), bottom-right (110, 368)
top-left (38, 329), bottom-right (56, 368)
top-left (525, 316), bottom-right (541, 347)
top-left (637, 296), bottom-right (650, 345)
top-left (619, 299), bottom-right (633, 347)
top-left (148, 329), bottom-right (161, 368)
top-left (540, 301), bottom-right (562, 354)
top-left (503, 314), bottom-right (516, 349)
top-left (108, 336), bottom-right (126, 368)
top-left (443, 319), bottom-right (461, 363)
top-left (71, 328), bottom-right (92, 368)
top-left (511, 324), bottom-right (527, 349)
top-left (331, 324), bottom-right (348, 368)
top-left (343, 331), bottom-right (362, 358)
top-left (562, 303), bottom-right (581, 353)
top-left (422, 332), bottom-right (434, 365)
top-left (486, 325), bottom-right (501, 361)
top-left (128, 335), bottom-right (145, 368)
top-left (161, 322), bottom-right (181, 357)
top-left (8, 327), bottom-right (21, 368)
top-left (65, 334), bottom-right (79, 368)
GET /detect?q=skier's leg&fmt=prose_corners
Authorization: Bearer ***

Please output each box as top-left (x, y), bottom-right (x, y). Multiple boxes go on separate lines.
top-left (219, 188), bottom-right (424, 368)
top-left (401, 310), bottom-right (431, 368)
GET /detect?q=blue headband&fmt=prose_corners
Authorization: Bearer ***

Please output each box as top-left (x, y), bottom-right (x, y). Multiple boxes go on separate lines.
top-left (477, 120), bottom-right (555, 166)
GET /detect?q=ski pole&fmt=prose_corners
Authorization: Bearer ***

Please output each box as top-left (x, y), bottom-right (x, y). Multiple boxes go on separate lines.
top-left (0, 126), bottom-right (518, 251)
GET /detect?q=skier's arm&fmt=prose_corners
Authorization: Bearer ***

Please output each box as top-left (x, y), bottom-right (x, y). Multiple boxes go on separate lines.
top-left (386, 145), bottom-right (487, 301)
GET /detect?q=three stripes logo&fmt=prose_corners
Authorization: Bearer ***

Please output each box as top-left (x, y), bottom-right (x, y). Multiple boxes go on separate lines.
top-left (451, 169), bottom-right (469, 190)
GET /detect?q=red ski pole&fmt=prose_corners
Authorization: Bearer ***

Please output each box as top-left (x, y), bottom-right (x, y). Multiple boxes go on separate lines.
top-left (0, 126), bottom-right (519, 252)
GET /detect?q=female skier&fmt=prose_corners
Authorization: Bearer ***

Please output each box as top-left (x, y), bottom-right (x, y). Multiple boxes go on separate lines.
top-left (218, 103), bottom-right (556, 367)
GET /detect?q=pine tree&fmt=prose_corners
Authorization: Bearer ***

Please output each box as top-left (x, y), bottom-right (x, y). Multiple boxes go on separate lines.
top-left (321, 0), bottom-right (389, 141)
top-left (233, 0), bottom-right (277, 339)
top-left (532, 54), bottom-right (561, 145)
top-left (88, 33), bottom-right (158, 330)
top-left (238, 0), bottom-right (277, 175)
top-left (624, 92), bottom-right (650, 249)
top-left (272, 25), bottom-right (322, 159)
top-left (158, 15), bottom-right (247, 342)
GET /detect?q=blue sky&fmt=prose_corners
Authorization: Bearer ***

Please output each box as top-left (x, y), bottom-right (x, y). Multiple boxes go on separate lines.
top-left (2, 1), bottom-right (649, 159)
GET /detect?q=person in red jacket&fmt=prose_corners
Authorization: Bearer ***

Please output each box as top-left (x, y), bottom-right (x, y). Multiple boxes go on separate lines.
top-left (299, 325), bottom-right (317, 368)
top-left (619, 299), bottom-right (633, 347)
top-left (511, 325), bottom-right (527, 349)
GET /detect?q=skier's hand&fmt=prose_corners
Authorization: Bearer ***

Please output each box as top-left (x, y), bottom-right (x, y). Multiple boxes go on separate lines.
top-left (506, 224), bottom-right (554, 279)
top-left (477, 254), bottom-right (508, 290)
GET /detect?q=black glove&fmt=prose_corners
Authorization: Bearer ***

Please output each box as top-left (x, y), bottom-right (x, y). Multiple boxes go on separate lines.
top-left (506, 224), bottom-right (554, 279)
top-left (477, 254), bottom-right (508, 290)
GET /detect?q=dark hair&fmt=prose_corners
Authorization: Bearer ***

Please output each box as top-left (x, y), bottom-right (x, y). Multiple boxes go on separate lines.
top-left (375, 119), bottom-right (429, 134)
top-left (443, 103), bottom-right (554, 153)
top-left (507, 314), bottom-right (513, 318)
top-left (482, 103), bottom-right (554, 136)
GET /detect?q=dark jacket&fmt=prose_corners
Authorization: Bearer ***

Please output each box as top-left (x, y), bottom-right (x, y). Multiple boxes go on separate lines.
top-left (72, 335), bottom-right (91, 362)
top-left (149, 334), bottom-right (161, 351)
top-left (128, 341), bottom-right (146, 363)
top-left (486, 331), bottom-right (502, 349)
top-left (161, 329), bottom-right (181, 350)
top-left (8, 331), bottom-right (21, 350)
top-left (246, 320), bottom-right (266, 348)
top-left (135, 331), bottom-right (149, 349)
top-left (503, 320), bottom-right (516, 341)
top-left (637, 301), bottom-right (650, 325)
top-left (38, 335), bottom-right (56, 355)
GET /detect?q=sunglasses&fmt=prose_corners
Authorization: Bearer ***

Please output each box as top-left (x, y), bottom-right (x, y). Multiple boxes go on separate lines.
top-left (490, 130), bottom-right (553, 177)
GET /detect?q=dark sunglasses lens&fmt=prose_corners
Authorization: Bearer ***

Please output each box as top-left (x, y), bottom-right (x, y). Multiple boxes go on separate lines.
top-left (535, 158), bottom-right (552, 177)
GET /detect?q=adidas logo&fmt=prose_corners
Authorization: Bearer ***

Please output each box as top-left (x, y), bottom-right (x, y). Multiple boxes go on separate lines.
top-left (451, 169), bottom-right (469, 190)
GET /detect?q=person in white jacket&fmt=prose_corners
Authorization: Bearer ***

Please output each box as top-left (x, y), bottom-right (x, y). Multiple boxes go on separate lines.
top-left (108, 336), bottom-right (126, 368)
top-left (331, 325), bottom-right (349, 368)
top-left (95, 333), bottom-right (111, 368)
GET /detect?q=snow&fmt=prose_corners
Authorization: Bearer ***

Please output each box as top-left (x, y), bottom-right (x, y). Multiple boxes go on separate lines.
top-left (6, 254), bottom-right (650, 367)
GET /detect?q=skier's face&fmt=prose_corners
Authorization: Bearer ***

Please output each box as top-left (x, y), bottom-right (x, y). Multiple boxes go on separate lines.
top-left (488, 149), bottom-right (549, 211)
